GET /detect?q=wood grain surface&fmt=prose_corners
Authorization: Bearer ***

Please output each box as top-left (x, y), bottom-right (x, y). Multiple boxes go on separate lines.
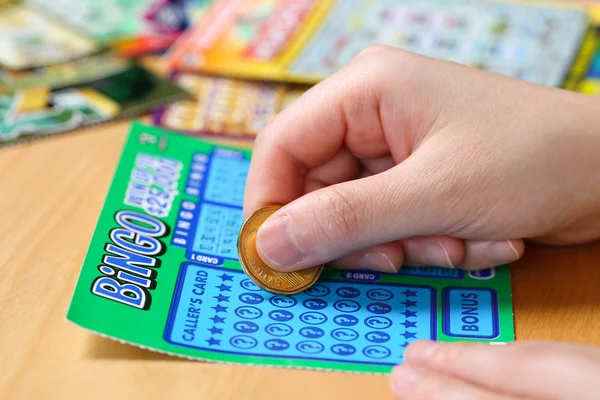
top-left (0, 121), bottom-right (599, 400)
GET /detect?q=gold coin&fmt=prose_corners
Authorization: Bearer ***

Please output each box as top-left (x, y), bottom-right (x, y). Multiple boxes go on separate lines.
top-left (238, 205), bottom-right (324, 295)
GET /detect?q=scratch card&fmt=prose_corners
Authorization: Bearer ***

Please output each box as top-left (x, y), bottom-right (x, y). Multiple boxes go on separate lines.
top-left (0, 64), bottom-right (188, 147)
top-left (153, 73), bottom-right (306, 139)
top-left (0, 52), bottom-right (131, 94)
top-left (576, 5), bottom-right (600, 95)
top-left (165, 0), bottom-right (591, 88)
top-left (0, 4), bottom-right (99, 70)
top-left (67, 122), bottom-right (514, 374)
top-left (26, 0), bottom-right (214, 56)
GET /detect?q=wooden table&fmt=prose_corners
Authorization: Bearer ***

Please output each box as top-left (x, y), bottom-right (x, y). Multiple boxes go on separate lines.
top-left (1, 121), bottom-right (599, 400)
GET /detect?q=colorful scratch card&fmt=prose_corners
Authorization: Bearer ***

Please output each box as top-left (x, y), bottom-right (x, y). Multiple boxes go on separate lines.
top-left (153, 74), bottom-right (306, 139)
top-left (0, 52), bottom-right (131, 94)
top-left (576, 5), bottom-right (600, 95)
top-left (165, 0), bottom-right (590, 88)
top-left (0, 4), bottom-right (99, 70)
top-left (27, 0), bottom-right (214, 56)
top-left (67, 122), bottom-right (514, 374)
top-left (0, 65), bottom-right (188, 147)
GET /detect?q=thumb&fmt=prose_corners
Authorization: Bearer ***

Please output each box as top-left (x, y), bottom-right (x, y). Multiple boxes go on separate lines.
top-left (255, 164), bottom-right (444, 271)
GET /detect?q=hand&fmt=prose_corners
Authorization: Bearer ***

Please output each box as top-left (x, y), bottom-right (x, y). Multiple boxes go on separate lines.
top-left (244, 46), bottom-right (600, 273)
top-left (390, 340), bottom-right (600, 400)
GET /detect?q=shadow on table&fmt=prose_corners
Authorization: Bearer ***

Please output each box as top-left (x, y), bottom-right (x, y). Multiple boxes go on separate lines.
top-left (85, 335), bottom-right (197, 362)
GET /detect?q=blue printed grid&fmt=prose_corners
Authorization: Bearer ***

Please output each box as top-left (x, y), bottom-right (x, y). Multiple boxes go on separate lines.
top-left (203, 155), bottom-right (248, 207)
top-left (165, 263), bottom-right (437, 366)
top-left (192, 204), bottom-right (241, 258)
top-left (179, 150), bottom-right (249, 264)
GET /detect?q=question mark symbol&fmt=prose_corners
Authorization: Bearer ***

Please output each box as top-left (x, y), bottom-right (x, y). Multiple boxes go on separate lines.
top-left (235, 337), bottom-right (250, 345)
top-left (368, 348), bottom-right (382, 355)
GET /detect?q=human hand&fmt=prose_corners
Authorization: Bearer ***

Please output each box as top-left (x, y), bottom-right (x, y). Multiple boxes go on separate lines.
top-left (244, 46), bottom-right (600, 273)
top-left (390, 340), bottom-right (600, 399)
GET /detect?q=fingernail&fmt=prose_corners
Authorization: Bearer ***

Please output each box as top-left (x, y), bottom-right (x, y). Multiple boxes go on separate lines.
top-left (256, 215), bottom-right (305, 270)
top-left (360, 252), bottom-right (398, 273)
top-left (421, 243), bottom-right (454, 268)
top-left (404, 340), bottom-right (439, 364)
top-left (488, 240), bottom-right (519, 263)
top-left (390, 366), bottom-right (423, 394)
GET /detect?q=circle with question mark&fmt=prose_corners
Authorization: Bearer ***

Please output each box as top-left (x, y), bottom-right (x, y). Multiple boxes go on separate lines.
top-left (235, 306), bottom-right (263, 320)
top-left (296, 340), bottom-right (325, 354)
top-left (331, 343), bottom-right (356, 356)
top-left (363, 345), bottom-right (392, 359)
top-left (240, 279), bottom-right (262, 292)
top-left (265, 323), bottom-right (293, 337)
top-left (366, 289), bottom-right (394, 301)
top-left (299, 326), bottom-right (325, 339)
top-left (264, 338), bottom-right (290, 351)
top-left (269, 295), bottom-right (297, 308)
top-left (230, 335), bottom-right (258, 349)
top-left (302, 298), bottom-right (328, 310)
top-left (333, 299), bottom-right (361, 313)
top-left (333, 314), bottom-right (359, 327)
top-left (299, 311), bottom-right (327, 325)
top-left (331, 328), bottom-right (359, 342)
top-left (233, 321), bottom-right (260, 334)
top-left (365, 331), bottom-right (391, 343)
top-left (364, 316), bottom-right (393, 329)
top-left (304, 284), bottom-right (330, 297)
top-left (268, 309), bottom-right (294, 322)
top-left (366, 302), bottom-right (392, 315)
top-left (238, 292), bottom-right (264, 305)
top-left (335, 287), bottom-right (361, 298)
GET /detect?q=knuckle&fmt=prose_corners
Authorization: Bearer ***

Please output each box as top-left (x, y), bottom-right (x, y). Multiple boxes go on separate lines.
top-left (312, 187), bottom-right (362, 242)
top-left (353, 44), bottom-right (396, 60)
top-left (429, 344), bottom-right (464, 368)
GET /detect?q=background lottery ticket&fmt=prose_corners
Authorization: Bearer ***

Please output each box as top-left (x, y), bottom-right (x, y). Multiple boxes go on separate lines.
top-left (153, 73), bottom-right (306, 139)
top-left (67, 122), bottom-right (514, 374)
top-left (166, 0), bottom-right (592, 88)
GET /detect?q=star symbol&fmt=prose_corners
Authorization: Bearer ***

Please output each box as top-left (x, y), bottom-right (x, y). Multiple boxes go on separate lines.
top-left (210, 315), bottom-right (226, 324)
top-left (212, 304), bottom-right (228, 313)
top-left (402, 331), bottom-right (417, 339)
top-left (218, 274), bottom-right (234, 282)
top-left (402, 290), bottom-right (418, 297)
top-left (402, 300), bottom-right (417, 308)
top-left (402, 310), bottom-right (417, 318)
top-left (206, 338), bottom-right (221, 346)
top-left (400, 342), bottom-right (410, 348)
top-left (213, 294), bottom-right (230, 302)
top-left (401, 321), bottom-right (417, 328)
top-left (216, 283), bottom-right (232, 292)
top-left (208, 326), bottom-right (223, 335)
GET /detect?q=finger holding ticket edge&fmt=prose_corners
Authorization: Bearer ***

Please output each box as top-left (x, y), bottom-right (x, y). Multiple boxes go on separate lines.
top-left (244, 45), bottom-right (600, 273)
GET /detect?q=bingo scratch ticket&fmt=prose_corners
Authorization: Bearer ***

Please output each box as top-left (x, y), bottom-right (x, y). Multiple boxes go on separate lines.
top-left (153, 73), bottom-right (306, 138)
top-left (67, 122), bottom-right (514, 374)
top-left (166, 0), bottom-right (591, 88)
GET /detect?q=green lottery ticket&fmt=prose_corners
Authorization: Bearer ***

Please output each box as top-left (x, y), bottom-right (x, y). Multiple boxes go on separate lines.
top-left (67, 122), bottom-right (514, 374)
top-left (0, 64), bottom-right (188, 147)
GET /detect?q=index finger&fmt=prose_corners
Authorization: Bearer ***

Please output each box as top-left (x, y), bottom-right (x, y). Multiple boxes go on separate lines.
top-left (243, 52), bottom-right (399, 217)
